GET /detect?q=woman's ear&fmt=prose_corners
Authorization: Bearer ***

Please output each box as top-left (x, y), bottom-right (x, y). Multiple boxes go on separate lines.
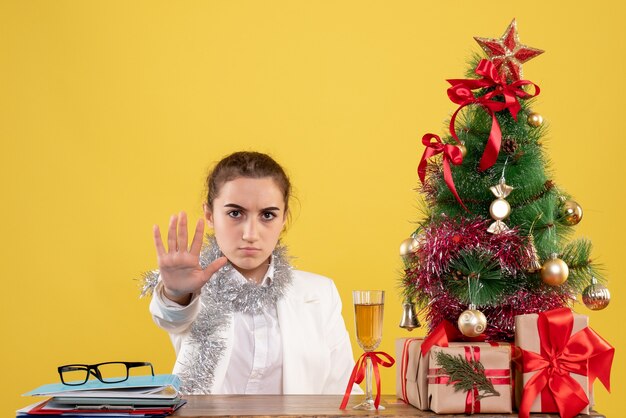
top-left (203, 203), bottom-right (214, 228)
top-left (280, 210), bottom-right (289, 233)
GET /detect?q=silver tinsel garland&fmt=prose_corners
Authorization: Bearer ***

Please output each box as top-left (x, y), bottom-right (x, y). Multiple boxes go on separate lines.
top-left (140, 235), bottom-right (293, 394)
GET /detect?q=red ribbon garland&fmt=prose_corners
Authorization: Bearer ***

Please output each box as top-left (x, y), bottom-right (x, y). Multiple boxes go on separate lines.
top-left (417, 133), bottom-right (466, 211)
top-left (339, 351), bottom-right (395, 410)
top-left (519, 308), bottom-right (614, 418)
top-left (447, 59), bottom-right (540, 172)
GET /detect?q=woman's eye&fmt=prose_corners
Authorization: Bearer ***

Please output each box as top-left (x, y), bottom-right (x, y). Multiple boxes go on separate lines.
top-left (227, 210), bottom-right (241, 218)
top-left (262, 212), bottom-right (277, 220)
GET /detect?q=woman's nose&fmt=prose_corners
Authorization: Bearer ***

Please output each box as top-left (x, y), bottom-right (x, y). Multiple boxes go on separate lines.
top-left (242, 218), bottom-right (259, 242)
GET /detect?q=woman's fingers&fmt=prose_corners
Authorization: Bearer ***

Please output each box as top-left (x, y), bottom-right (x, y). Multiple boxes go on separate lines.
top-left (153, 225), bottom-right (166, 257)
top-left (189, 218), bottom-right (205, 256)
top-left (167, 214), bottom-right (178, 253)
top-left (178, 211), bottom-right (189, 252)
top-left (203, 256), bottom-right (228, 282)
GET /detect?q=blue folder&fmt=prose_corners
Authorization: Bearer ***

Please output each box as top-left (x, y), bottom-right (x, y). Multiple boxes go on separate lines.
top-left (22, 374), bottom-right (180, 397)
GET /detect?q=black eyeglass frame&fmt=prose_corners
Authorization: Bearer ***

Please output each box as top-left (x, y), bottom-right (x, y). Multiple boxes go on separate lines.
top-left (58, 361), bottom-right (155, 386)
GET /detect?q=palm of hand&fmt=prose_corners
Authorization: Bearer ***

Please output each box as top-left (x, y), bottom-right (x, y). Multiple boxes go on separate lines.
top-left (158, 251), bottom-right (207, 297)
top-left (153, 212), bottom-right (227, 302)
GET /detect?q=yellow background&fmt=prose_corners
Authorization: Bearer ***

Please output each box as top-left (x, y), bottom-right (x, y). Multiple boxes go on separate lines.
top-left (2, 1), bottom-right (624, 416)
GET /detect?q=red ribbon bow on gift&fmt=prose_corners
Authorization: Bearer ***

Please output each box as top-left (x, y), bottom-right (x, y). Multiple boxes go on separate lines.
top-left (447, 59), bottom-right (540, 172)
top-left (420, 320), bottom-right (489, 356)
top-left (339, 351), bottom-right (395, 410)
top-left (519, 308), bottom-right (614, 418)
top-left (417, 133), bottom-right (467, 210)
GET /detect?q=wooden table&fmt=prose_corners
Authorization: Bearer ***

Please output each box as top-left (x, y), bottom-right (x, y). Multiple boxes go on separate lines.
top-left (174, 395), bottom-right (605, 417)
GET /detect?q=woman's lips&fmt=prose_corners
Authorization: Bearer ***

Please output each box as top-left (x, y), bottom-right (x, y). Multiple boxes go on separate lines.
top-left (239, 247), bottom-right (261, 254)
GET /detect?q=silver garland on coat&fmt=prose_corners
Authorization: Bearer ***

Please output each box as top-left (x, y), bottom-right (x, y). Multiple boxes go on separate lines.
top-left (140, 235), bottom-right (293, 394)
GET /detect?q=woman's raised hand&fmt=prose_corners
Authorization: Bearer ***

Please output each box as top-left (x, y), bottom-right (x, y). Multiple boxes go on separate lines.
top-left (153, 211), bottom-right (227, 305)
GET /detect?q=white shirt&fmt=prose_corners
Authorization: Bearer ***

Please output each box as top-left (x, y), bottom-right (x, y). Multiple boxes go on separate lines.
top-left (220, 266), bottom-right (283, 394)
top-left (159, 259), bottom-right (283, 394)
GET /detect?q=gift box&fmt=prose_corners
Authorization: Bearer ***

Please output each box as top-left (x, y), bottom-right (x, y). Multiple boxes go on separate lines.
top-left (427, 345), bottom-right (513, 414)
top-left (515, 308), bottom-right (614, 418)
top-left (395, 338), bottom-right (429, 410)
top-left (396, 334), bottom-right (514, 412)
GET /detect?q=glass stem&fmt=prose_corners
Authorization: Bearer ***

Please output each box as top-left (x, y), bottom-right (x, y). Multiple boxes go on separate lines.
top-left (365, 356), bottom-right (373, 402)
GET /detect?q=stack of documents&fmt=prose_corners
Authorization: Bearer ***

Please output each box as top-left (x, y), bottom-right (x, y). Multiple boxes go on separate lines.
top-left (18, 375), bottom-right (185, 417)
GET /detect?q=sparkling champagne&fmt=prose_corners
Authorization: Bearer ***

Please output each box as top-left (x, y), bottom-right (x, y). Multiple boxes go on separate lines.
top-left (354, 303), bottom-right (384, 351)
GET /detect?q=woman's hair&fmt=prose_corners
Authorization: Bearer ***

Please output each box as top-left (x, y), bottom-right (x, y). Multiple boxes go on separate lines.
top-left (205, 151), bottom-right (292, 215)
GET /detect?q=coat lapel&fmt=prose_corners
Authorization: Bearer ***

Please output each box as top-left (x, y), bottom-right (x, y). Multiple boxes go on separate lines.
top-left (277, 282), bottom-right (329, 394)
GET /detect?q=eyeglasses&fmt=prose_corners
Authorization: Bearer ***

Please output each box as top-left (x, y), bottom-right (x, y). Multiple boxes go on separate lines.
top-left (58, 361), bottom-right (154, 386)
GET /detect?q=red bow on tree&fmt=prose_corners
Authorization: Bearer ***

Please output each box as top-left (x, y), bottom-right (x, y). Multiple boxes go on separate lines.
top-left (447, 59), bottom-right (540, 172)
top-left (418, 133), bottom-right (466, 211)
top-left (519, 308), bottom-right (614, 418)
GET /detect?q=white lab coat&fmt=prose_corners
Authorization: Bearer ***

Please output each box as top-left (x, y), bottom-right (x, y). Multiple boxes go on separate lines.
top-left (150, 269), bottom-right (361, 394)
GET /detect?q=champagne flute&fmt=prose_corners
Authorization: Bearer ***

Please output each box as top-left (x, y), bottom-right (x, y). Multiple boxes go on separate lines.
top-left (352, 290), bottom-right (385, 410)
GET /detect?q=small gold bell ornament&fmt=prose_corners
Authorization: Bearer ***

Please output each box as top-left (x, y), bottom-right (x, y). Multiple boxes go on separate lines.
top-left (526, 234), bottom-right (542, 273)
top-left (582, 277), bottom-right (611, 311)
top-left (399, 298), bottom-right (421, 331)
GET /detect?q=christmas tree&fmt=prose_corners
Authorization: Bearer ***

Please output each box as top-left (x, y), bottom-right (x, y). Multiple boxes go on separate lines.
top-left (400, 19), bottom-right (611, 341)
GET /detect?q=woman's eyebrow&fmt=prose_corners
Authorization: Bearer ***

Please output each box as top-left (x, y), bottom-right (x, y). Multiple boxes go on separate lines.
top-left (224, 203), bottom-right (281, 212)
top-left (224, 203), bottom-right (246, 210)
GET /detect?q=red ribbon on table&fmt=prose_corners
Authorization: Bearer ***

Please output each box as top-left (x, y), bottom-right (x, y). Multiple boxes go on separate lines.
top-left (447, 59), bottom-right (540, 172)
top-left (417, 133), bottom-right (467, 211)
top-left (518, 308), bottom-right (614, 418)
top-left (339, 351), bottom-right (395, 410)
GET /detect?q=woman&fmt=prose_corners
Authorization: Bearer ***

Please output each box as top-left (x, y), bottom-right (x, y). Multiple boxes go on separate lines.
top-left (142, 151), bottom-right (360, 395)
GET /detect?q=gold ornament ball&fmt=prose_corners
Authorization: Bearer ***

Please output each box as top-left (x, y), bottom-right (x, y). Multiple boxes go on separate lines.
top-left (560, 200), bottom-right (583, 226)
top-left (399, 237), bottom-right (419, 257)
top-left (541, 257), bottom-right (569, 286)
top-left (457, 309), bottom-right (487, 337)
top-left (457, 144), bottom-right (467, 158)
top-left (527, 112), bottom-right (543, 127)
top-left (489, 198), bottom-right (511, 221)
top-left (582, 279), bottom-right (611, 310)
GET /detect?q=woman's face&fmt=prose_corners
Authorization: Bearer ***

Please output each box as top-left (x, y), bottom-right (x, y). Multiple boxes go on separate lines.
top-left (205, 177), bottom-right (286, 282)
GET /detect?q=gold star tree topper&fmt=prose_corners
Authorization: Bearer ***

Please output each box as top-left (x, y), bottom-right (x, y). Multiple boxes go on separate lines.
top-left (474, 19), bottom-right (544, 81)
